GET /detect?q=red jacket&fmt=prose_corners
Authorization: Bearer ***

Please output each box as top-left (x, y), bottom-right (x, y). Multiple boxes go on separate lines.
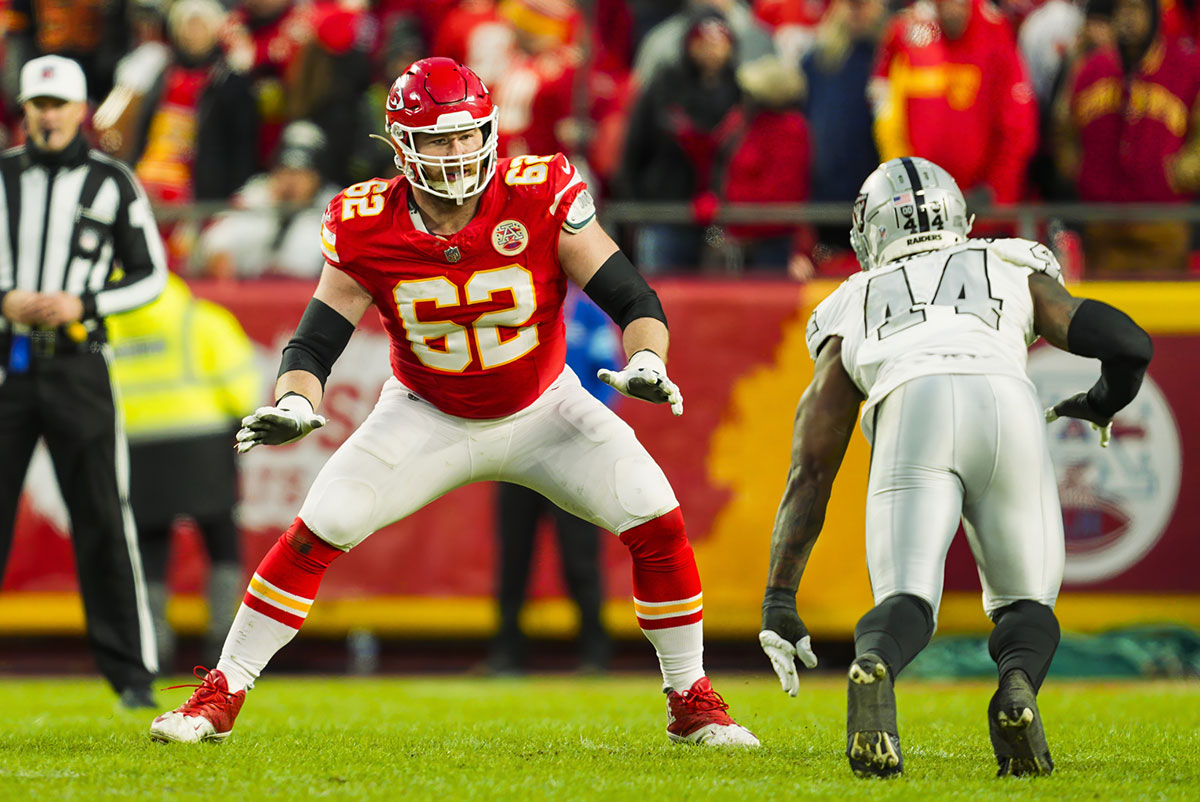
top-left (717, 106), bottom-right (811, 241)
top-left (871, 0), bottom-right (1037, 203)
top-left (1070, 40), bottom-right (1200, 203)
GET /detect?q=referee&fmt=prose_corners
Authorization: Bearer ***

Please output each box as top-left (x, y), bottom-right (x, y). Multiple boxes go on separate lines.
top-left (0, 56), bottom-right (167, 708)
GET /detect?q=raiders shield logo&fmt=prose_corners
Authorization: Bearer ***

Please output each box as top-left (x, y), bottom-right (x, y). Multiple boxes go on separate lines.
top-left (491, 219), bottom-right (529, 256)
top-left (444, 245), bottom-right (461, 263)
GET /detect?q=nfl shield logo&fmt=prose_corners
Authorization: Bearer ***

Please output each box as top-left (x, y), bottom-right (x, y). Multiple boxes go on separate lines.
top-left (444, 246), bottom-right (461, 263)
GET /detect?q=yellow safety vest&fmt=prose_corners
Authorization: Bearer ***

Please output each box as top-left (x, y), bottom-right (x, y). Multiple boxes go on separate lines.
top-left (108, 274), bottom-right (262, 442)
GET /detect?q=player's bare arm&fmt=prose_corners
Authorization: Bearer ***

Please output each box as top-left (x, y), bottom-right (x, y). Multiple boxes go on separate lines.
top-left (560, 217), bottom-right (683, 415)
top-left (1028, 272), bottom-right (1154, 445)
top-left (235, 264), bottom-right (372, 453)
top-left (759, 337), bottom-right (864, 693)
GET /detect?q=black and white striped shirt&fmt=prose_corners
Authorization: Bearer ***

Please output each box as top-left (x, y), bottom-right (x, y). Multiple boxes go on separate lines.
top-left (0, 135), bottom-right (168, 333)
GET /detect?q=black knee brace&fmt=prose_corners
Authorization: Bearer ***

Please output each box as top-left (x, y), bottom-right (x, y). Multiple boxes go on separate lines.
top-left (988, 600), bottom-right (1061, 692)
top-left (853, 593), bottom-right (935, 680)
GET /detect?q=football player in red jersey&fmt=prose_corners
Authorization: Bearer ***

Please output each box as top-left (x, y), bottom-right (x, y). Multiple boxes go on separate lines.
top-left (149, 57), bottom-right (758, 747)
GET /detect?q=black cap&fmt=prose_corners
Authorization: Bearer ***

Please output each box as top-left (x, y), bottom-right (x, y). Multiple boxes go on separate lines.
top-left (275, 121), bottom-right (326, 171)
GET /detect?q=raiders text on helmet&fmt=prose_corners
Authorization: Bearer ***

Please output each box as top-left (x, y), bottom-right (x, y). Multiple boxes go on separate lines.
top-left (850, 157), bottom-right (975, 271)
top-left (385, 57), bottom-right (499, 204)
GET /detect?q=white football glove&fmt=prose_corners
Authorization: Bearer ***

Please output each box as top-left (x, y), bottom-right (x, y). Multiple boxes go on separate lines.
top-left (235, 394), bottom-right (326, 453)
top-left (759, 629), bottom-right (818, 697)
top-left (597, 350), bottom-right (683, 416)
top-left (760, 592), bottom-right (818, 697)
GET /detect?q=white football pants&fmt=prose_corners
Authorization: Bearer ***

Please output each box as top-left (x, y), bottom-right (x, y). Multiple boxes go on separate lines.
top-left (865, 373), bottom-right (1065, 620)
top-left (299, 367), bottom-right (679, 548)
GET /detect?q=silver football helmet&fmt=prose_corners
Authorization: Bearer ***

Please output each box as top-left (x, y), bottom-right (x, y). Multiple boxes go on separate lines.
top-left (850, 157), bottom-right (974, 271)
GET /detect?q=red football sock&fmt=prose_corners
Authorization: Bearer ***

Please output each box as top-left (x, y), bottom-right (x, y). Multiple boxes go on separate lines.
top-left (242, 518), bottom-right (344, 630)
top-left (619, 507), bottom-right (703, 630)
top-left (620, 508), bottom-right (706, 690)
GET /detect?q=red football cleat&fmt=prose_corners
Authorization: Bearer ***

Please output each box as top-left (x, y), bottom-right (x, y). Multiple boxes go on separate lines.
top-left (149, 667), bottom-right (246, 743)
top-left (665, 677), bottom-right (759, 746)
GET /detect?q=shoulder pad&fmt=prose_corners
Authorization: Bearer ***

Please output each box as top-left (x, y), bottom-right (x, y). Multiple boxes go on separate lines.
top-left (805, 279), bottom-right (859, 361)
top-left (322, 178), bottom-right (399, 265)
top-left (985, 238), bottom-right (1063, 282)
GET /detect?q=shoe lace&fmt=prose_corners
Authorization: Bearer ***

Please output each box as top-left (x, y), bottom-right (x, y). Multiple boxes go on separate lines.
top-left (680, 685), bottom-right (730, 713)
top-left (165, 666), bottom-right (235, 713)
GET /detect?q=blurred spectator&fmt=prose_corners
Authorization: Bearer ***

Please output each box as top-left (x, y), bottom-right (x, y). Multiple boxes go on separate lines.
top-left (634, 0), bottom-right (775, 85)
top-left (714, 55), bottom-right (815, 276)
top-left (2, 0), bottom-right (129, 105)
top-left (347, 17), bottom-right (421, 182)
top-left (493, 0), bottom-right (587, 159)
top-left (1028, 0), bottom-right (1114, 199)
top-left (802, 0), bottom-right (885, 249)
top-left (490, 0), bottom-right (633, 186)
top-left (871, 0), bottom-right (1038, 208)
top-left (283, 0), bottom-right (374, 184)
top-left (108, 273), bottom-right (260, 669)
top-left (432, 1), bottom-right (518, 84)
top-left (1159, 0), bottom-right (1200, 40)
top-left (94, 0), bottom-right (258, 205)
top-left (488, 287), bottom-right (620, 676)
top-left (91, 0), bottom-right (172, 162)
top-left (1019, 0), bottom-right (1084, 107)
top-left (1080, 0), bottom-right (1118, 52)
top-left (618, 9), bottom-right (741, 272)
top-left (753, 0), bottom-right (830, 68)
top-left (198, 121), bottom-right (339, 279)
top-left (1055, 0), bottom-right (1200, 274)
top-left (225, 0), bottom-right (309, 165)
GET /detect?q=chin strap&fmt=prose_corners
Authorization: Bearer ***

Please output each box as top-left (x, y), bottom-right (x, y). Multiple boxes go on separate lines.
top-left (369, 132), bottom-right (407, 174)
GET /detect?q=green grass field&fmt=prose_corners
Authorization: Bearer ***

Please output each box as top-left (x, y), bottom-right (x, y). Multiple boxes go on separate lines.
top-left (1, 674), bottom-right (1197, 801)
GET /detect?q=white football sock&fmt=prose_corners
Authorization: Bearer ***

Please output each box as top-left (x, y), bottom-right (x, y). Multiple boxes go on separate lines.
top-left (641, 620), bottom-right (705, 691)
top-left (215, 603), bottom-right (300, 693)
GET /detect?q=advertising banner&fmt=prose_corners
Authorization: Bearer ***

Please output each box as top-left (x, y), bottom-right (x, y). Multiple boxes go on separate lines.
top-left (2, 279), bottom-right (1197, 639)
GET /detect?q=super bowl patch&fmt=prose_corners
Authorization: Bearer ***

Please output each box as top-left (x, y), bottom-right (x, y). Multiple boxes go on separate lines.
top-left (491, 219), bottom-right (529, 256)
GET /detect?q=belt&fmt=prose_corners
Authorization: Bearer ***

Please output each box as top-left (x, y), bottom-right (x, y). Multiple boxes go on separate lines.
top-left (1, 327), bottom-right (103, 361)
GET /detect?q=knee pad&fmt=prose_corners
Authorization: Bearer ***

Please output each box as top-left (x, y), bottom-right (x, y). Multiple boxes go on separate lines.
top-left (299, 477), bottom-right (379, 549)
top-left (612, 455), bottom-right (678, 522)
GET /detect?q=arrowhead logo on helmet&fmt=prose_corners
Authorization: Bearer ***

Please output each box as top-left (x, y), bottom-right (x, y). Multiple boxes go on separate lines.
top-left (378, 57), bottom-right (500, 206)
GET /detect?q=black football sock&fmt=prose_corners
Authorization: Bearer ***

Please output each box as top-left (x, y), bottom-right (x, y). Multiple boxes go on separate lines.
top-left (853, 593), bottom-right (935, 680)
top-left (988, 600), bottom-right (1060, 692)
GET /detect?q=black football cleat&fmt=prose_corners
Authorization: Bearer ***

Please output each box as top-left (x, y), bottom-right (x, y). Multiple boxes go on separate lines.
top-left (989, 669), bottom-right (1053, 777)
top-left (846, 653), bottom-right (903, 778)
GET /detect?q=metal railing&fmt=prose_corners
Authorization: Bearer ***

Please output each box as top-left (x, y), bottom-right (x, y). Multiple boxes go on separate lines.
top-left (598, 202), bottom-right (1200, 241)
top-left (150, 199), bottom-right (1200, 246)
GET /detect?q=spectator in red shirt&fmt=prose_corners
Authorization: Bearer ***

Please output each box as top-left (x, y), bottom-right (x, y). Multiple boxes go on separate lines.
top-left (1056, 0), bottom-right (1200, 274)
top-left (714, 55), bottom-right (815, 276)
top-left (871, 0), bottom-right (1038, 208)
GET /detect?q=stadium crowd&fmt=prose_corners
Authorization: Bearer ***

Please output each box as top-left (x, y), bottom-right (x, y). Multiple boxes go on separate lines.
top-left (2, 0), bottom-right (1198, 278)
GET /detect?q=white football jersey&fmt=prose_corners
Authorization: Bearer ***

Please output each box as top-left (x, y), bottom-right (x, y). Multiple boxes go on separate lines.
top-left (806, 238), bottom-right (1065, 443)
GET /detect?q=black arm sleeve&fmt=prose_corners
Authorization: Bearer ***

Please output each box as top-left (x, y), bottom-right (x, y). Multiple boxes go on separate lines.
top-left (278, 298), bottom-right (356, 387)
top-left (581, 250), bottom-right (667, 330)
top-left (1067, 299), bottom-right (1154, 417)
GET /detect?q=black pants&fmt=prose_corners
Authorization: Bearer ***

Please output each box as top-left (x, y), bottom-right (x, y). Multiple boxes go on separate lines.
top-left (0, 348), bottom-right (156, 693)
top-left (493, 482), bottom-right (609, 664)
top-left (133, 431), bottom-right (243, 668)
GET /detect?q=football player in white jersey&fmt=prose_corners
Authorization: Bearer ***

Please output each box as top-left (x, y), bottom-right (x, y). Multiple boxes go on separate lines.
top-left (756, 157), bottom-right (1153, 778)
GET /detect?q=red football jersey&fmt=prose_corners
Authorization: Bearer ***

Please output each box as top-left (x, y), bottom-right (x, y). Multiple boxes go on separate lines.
top-left (320, 153), bottom-right (589, 419)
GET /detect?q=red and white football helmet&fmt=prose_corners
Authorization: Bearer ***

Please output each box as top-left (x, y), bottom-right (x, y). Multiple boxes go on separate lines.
top-left (385, 57), bottom-right (499, 204)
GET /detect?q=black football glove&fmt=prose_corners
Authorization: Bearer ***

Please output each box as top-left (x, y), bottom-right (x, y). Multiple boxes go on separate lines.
top-left (1044, 391), bottom-right (1113, 447)
top-left (759, 587), bottom-right (818, 696)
